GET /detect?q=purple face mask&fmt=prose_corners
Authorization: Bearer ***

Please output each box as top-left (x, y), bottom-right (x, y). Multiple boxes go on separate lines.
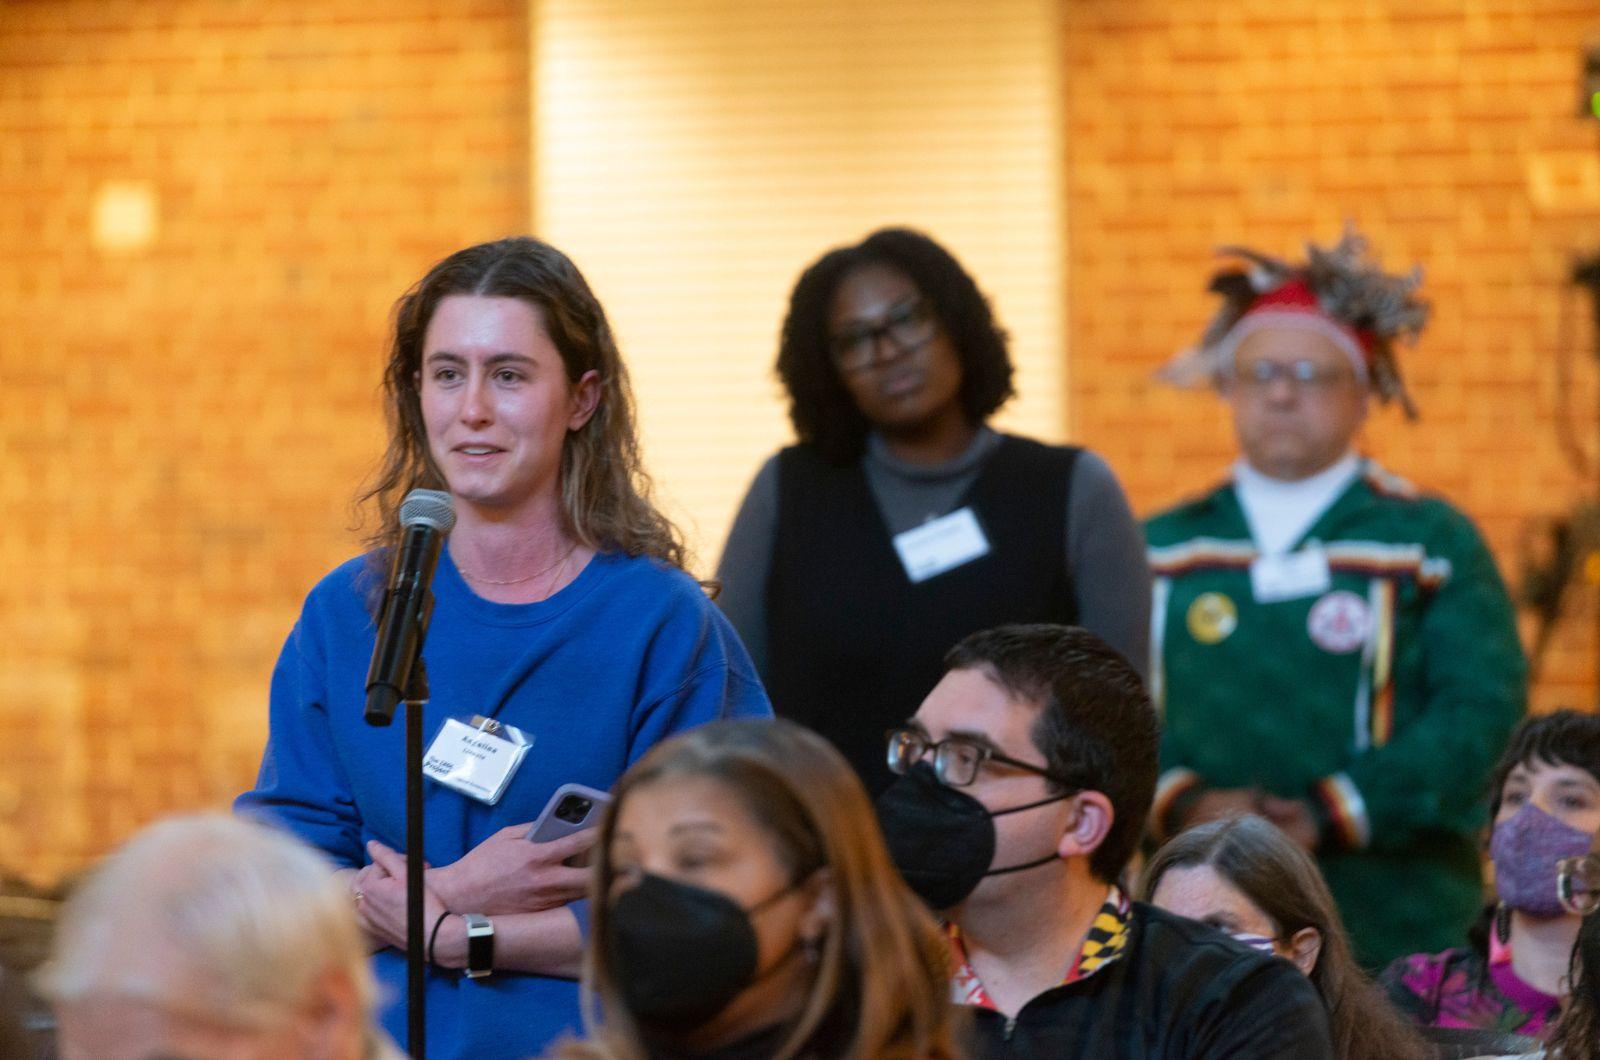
top-left (1490, 802), bottom-right (1595, 918)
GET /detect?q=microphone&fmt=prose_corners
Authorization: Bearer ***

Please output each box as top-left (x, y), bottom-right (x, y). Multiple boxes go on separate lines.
top-left (365, 489), bottom-right (455, 726)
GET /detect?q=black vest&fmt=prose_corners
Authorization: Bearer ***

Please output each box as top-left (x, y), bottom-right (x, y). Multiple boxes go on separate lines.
top-left (765, 435), bottom-right (1079, 794)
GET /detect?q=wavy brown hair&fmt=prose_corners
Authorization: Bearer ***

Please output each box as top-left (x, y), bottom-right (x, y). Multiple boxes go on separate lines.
top-left (1142, 815), bottom-right (1430, 1060)
top-left (558, 719), bottom-right (961, 1060)
top-left (360, 237), bottom-right (687, 582)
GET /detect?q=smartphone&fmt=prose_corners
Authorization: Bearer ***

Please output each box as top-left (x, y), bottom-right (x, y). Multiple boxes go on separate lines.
top-left (527, 783), bottom-right (611, 846)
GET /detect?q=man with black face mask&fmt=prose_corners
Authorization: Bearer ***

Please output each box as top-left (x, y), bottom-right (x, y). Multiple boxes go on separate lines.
top-left (875, 624), bottom-right (1334, 1058)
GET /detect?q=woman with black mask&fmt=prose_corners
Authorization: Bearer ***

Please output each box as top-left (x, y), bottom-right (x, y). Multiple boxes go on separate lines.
top-left (550, 718), bottom-right (959, 1060)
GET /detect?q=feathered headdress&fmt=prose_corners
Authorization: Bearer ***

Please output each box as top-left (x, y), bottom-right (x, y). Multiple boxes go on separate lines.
top-left (1160, 226), bottom-right (1430, 419)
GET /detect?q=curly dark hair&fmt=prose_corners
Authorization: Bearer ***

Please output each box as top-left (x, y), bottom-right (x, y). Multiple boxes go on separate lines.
top-left (775, 227), bottom-right (1016, 465)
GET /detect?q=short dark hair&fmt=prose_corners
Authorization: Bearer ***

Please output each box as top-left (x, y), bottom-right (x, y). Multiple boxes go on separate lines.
top-left (1487, 709), bottom-right (1600, 819)
top-left (776, 227), bottom-right (1016, 465)
top-left (944, 624), bottom-right (1157, 882)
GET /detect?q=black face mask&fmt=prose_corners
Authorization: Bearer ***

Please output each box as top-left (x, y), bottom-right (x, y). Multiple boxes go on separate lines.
top-left (875, 761), bottom-right (1072, 910)
top-left (605, 872), bottom-right (800, 1029)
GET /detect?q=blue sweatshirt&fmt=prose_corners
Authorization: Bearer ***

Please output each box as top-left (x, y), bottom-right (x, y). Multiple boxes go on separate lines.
top-left (237, 547), bottom-right (771, 1059)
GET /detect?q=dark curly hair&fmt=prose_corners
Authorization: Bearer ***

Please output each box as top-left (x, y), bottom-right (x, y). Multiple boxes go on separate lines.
top-left (775, 227), bottom-right (1016, 465)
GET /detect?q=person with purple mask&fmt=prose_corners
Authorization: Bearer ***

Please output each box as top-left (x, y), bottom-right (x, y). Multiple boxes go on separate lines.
top-left (1381, 710), bottom-right (1600, 1041)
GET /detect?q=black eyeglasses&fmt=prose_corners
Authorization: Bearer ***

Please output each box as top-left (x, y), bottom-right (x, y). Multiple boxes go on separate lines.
top-left (1559, 853), bottom-right (1600, 916)
top-left (885, 727), bottom-right (1076, 789)
top-left (827, 298), bottom-right (937, 372)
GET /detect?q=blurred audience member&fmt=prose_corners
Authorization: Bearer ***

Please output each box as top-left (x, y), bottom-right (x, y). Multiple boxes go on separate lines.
top-left (36, 813), bottom-right (399, 1060)
top-left (1143, 814), bottom-right (1430, 1060)
top-left (717, 226), bottom-right (1148, 796)
top-left (876, 624), bottom-right (1332, 1058)
top-left (1147, 228), bottom-right (1526, 967)
top-left (555, 718), bottom-right (959, 1060)
top-left (1382, 710), bottom-right (1600, 1041)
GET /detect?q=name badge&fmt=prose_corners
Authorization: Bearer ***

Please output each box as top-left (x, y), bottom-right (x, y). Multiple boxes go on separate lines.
top-left (893, 507), bottom-right (992, 584)
top-left (423, 715), bottom-right (533, 805)
top-left (1250, 547), bottom-right (1331, 603)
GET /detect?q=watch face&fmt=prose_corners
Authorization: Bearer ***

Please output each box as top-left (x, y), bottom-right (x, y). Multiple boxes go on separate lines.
top-left (465, 914), bottom-right (494, 978)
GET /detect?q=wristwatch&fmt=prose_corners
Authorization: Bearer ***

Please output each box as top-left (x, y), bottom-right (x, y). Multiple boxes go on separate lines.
top-left (462, 913), bottom-right (494, 979)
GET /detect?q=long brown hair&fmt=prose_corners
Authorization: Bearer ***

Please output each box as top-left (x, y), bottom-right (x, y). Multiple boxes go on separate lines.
top-left (360, 237), bottom-right (687, 574)
top-left (1141, 815), bottom-right (1429, 1060)
top-left (1547, 904), bottom-right (1600, 1059)
top-left (560, 719), bottom-right (960, 1060)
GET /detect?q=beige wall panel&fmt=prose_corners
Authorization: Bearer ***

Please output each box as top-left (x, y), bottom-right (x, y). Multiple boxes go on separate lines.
top-left (534, 0), bottom-right (1067, 570)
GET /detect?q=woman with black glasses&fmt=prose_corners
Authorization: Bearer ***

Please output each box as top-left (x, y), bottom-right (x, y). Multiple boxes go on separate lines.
top-left (715, 227), bottom-right (1148, 795)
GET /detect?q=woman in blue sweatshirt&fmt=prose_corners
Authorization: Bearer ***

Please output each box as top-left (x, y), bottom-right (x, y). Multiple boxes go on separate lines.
top-left (236, 237), bottom-right (770, 1060)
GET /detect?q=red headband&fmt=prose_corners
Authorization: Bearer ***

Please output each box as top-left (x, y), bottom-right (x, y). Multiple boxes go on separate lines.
top-left (1222, 278), bottom-right (1376, 377)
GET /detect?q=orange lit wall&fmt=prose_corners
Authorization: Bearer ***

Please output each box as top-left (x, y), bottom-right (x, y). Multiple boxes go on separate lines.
top-left (2, 1), bottom-right (1598, 884)
top-left (1062, 1), bottom-right (1600, 712)
top-left (0, 0), bottom-right (529, 883)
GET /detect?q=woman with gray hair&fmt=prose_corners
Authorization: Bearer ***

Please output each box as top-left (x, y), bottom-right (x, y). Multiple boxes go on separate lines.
top-left (37, 813), bottom-right (401, 1060)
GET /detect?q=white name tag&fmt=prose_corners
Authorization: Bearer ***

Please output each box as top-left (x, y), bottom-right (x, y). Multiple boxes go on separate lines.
top-left (423, 716), bottom-right (533, 805)
top-left (1250, 547), bottom-right (1332, 603)
top-left (893, 507), bottom-right (992, 584)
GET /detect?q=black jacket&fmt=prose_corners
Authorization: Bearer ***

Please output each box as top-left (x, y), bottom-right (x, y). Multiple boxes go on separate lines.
top-left (767, 437), bottom-right (1078, 794)
top-left (966, 903), bottom-right (1333, 1059)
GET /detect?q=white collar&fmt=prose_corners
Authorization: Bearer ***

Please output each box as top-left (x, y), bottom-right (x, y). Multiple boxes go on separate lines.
top-left (1232, 452), bottom-right (1361, 555)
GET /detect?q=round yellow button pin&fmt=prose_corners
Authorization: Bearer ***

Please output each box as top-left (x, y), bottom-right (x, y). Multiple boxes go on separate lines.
top-left (1187, 592), bottom-right (1238, 644)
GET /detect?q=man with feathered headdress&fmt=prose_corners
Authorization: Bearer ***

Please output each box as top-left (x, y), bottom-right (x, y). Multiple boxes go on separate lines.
top-left (1145, 228), bottom-right (1527, 968)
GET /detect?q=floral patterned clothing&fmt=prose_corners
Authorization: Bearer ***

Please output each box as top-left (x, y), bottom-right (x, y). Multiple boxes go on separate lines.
top-left (1380, 929), bottom-right (1559, 1039)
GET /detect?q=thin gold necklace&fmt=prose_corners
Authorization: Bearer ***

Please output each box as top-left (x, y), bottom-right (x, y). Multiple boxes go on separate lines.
top-left (457, 543), bottom-right (577, 587)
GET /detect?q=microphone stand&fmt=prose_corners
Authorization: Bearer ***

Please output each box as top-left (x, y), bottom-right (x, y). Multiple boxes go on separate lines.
top-left (363, 493), bottom-right (451, 1060)
top-left (366, 603), bottom-right (435, 1059)
top-left (403, 659), bottom-right (429, 1060)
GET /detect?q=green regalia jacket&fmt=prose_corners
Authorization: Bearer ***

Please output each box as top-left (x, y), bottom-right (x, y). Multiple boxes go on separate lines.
top-left (1145, 461), bottom-right (1526, 967)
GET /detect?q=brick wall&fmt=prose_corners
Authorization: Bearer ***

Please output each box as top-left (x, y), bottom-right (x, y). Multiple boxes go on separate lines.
top-left (5, 0), bottom-right (1598, 885)
top-left (0, 0), bottom-right (528, 884)
top-left (1063, 0), bottom-right (1600, 712)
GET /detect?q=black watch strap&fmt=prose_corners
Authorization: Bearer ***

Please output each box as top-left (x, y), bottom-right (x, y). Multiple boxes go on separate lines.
top-left (463, 913), bottom-right (494, 979)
